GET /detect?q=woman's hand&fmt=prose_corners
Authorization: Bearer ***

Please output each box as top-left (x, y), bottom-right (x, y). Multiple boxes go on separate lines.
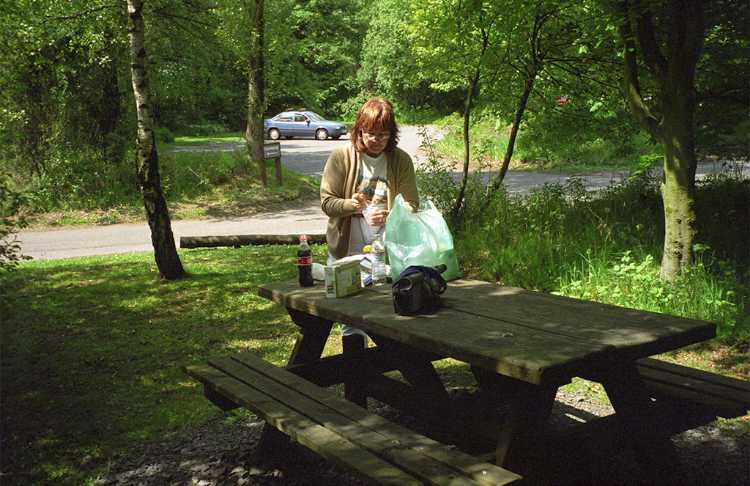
top-left (350, 192), bottom-right (367, 212)
top-left (364, 207), bottom-right (389, 226)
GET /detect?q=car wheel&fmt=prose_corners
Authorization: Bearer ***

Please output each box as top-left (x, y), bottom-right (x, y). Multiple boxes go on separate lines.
top-left (316, 128), bottom-right (329, 140)
top-left (268, 128), bottom-right (280, 140)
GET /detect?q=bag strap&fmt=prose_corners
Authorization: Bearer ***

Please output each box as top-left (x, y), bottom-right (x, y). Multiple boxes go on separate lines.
top-left (398, 265), bottom-right (447, 294)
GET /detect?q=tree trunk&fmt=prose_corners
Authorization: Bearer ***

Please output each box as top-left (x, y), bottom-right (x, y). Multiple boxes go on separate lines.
top-left (619, 0), bottom-right (704, 281)
top-left (245, 0), bottom-right (266, 186)
top-left (127, 0), bottom-right (184, 280)
top-left (659, 94), bottom-right (697, 280)
top-left (486, 72), bottom-right (536, 198)
top-left (450, 71), bottom-right (480, 223)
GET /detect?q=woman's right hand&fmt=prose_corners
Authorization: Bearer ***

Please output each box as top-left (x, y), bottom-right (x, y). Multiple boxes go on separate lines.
top-left (350, 192), bottom-right (367, 212)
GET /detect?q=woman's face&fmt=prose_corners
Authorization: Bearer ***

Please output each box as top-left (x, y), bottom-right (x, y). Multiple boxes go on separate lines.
top-left (361, 130), bottom-right (391, 157)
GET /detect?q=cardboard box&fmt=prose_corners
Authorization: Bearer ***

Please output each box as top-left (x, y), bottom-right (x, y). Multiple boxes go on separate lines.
top-left (324, 259), bottom-right (362, 298)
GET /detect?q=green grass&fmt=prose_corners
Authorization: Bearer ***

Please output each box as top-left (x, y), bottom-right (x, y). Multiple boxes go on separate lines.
top-left (2, 243), bottom-right (748, 485)
top-left (434, 117), bottom-right (656, 172)
top-left (0, 245), bottom-right (332, 485)
top-left (171, 132), bottom-right (245, 145)
top-left (23, 151), bottom-right (320, 229)
top-left (446, 176), bottom-right (750, 340)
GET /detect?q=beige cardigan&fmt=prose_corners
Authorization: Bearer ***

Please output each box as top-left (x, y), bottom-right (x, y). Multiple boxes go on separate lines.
top-left (320, 144), bottom-right (419, 258)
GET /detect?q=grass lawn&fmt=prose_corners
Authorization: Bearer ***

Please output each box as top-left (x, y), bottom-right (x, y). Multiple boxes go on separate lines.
top-left (172, 132), bottom-right (245, 145)
top-left (433, 117), bottom-right (655, 173)
top-left (1, 246), bottom-right (330, 485)
top-left (2, 247), bottom-right (748, 485)
top-left (23, 154), bottom-right (320, 230)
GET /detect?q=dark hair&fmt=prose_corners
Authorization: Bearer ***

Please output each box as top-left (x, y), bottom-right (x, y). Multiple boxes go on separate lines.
top-left (351, 97), bottom-right (400, 154)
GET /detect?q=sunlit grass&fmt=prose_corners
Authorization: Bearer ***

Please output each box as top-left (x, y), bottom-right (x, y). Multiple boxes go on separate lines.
top-left (0, 244), bottom-right (326, 485)
top-left (23, 151), bottom-right (320, 229)
top-left (171, 132), bottom-right (244, 145)
top-left (434, 117), bottom-right (655, 172)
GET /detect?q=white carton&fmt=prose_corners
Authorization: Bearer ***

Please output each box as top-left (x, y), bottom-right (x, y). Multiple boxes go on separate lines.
top-left (324, 259), bottom-right (362, 298)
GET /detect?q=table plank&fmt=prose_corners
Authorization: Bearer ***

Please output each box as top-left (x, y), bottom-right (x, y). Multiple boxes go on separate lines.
top-left (442, 279), bottom-right (716, 359)
top-left (259, 281), bottom-right (611, 385)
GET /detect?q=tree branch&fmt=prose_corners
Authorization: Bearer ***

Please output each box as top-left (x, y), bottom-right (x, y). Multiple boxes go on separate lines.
top-left (43, 3), bottom-right (119, 21)
top-left (620, 1), bottom-right (660, 138)
top-left (629, 0), bottom-right (667, 77)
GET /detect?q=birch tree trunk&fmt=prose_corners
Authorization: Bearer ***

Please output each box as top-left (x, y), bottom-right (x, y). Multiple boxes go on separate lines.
top-left (244, 0), bottom-right (267, 186)
top-left (127, 0), bottom-right (184, 280)
top-left (619, 0), bottom-right (703, 281)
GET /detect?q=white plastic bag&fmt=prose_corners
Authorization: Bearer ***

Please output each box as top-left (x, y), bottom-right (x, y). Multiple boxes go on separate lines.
top-left (384, 194), bottom-right (461, 281)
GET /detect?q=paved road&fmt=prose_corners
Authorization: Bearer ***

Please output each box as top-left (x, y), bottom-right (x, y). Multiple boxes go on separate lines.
top-left (18, 127), bottom-right (437, 260)
top-left (18, 128), bottom-right (747, 260)
top-left (170, 125), bottom-right (437, 177)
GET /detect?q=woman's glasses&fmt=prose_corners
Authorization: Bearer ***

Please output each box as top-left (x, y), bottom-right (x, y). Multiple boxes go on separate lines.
top-left (363, 131), bottom-right (391, 141)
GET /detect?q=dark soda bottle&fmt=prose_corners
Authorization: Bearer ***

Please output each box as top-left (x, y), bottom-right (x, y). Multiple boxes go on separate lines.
top-left (297, 235), bottom-right (314, 287)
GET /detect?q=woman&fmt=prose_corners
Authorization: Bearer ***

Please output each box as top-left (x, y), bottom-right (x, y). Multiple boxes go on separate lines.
top-left (320, 97), bottom-right (419, 261)
top-left (320, 97), bottom-right (419, 347)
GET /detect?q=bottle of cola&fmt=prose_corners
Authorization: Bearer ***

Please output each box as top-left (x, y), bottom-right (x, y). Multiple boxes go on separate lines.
top-left (297, 235), bottom-right (314, 287)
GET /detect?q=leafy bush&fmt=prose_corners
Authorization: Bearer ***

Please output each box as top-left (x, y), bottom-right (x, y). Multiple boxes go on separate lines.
top-left (558, 250), bottom-right (747, 338)
top-left (22, 146), bottom-right (138, 212)
top-left (154, 126), bottom-right (175, 144)
top-left (0, 173), bottom-right (29, 272)
top-left (417, 157), bottom-right (749, 340)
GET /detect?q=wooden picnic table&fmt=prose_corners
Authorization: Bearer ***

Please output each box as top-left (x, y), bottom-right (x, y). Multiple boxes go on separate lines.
top-left (258, 278), bottom-right (718, 479)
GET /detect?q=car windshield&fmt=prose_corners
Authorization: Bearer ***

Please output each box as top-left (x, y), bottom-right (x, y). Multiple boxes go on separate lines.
top-left (305, 112), bottom-right (324, 121)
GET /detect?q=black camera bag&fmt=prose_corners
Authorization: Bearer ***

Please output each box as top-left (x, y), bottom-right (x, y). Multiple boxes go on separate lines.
top-left (392, 264), bottom-right (448, 316)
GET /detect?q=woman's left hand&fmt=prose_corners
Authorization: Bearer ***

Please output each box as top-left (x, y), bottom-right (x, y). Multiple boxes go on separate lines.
top-left (365, 208), bottom-right (389, 226)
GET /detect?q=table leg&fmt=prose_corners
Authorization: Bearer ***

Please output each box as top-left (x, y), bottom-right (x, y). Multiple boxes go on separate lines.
top-left (600, 362), bottom-right (680, 482)
top-left (371, 335), bottom-right (451, 405)
top-left (342, 334), bottom-right (368, 407)
top-left (472, 366), bottom-right (556, 474)
top-left (285, 308), bottom-right (333, 367)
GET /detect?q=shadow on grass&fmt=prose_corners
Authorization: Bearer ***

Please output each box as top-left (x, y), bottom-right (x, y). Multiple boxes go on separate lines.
top-left (0, 245), bottom-right (321, 485)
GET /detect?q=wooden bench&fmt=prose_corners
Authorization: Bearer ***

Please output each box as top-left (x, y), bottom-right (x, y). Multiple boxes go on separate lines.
top-left (187, 352), bottom-right (521, 486)
top-left (636, 357), bottom-right (749, 425)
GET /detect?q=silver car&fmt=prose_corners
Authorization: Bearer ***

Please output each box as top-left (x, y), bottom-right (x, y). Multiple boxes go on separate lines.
top-left (263, 111), bottom-right (348, 140)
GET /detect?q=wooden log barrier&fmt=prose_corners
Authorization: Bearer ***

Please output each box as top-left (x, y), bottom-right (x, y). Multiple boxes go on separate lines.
top-left (180, 234), bottom-right (327, 249)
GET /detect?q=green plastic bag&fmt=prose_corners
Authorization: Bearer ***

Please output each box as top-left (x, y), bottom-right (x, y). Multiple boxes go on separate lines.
top-left (384, 194), bottom-right (461, 281)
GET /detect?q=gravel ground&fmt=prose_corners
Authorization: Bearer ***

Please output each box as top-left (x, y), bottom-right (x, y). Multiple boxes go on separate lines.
top-left (96, 387), bottom-right (749, 486)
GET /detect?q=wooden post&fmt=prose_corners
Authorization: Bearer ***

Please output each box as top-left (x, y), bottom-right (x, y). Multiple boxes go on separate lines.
top-left (264, 142), bottom-right (282, 185)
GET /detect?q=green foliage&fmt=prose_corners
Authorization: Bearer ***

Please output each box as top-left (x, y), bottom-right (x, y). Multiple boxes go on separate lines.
top-left (153, 126), bottom-right (175, 144)
top-left (558, 250), bottom-right (747, 338)
top-left (417, 164), bottom-right (748, 338)
top-left (0, 172), bottom-right (29, 272)
top-left (435, 116), bottom-right (659, 171)
top-left (21, 147), bottom-right (320, 227)
top-left (21, 146), bottom-right (139, 212)
top-left (0, 245), bottom-right (329, 485)
top-left (694, 0), bottom-right (750, 158)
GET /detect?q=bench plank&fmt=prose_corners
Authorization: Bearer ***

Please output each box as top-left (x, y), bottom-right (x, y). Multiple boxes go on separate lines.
top-left (637, 358), bottom-right (750, 416)
top-left (187, 364), bottom-right (422, 486)
top-left (220, 354), bottom-right (520, 486)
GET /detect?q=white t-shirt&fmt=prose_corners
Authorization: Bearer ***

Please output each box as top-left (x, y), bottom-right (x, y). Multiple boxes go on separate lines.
top-left (348, 152), bottom-right (388, 255)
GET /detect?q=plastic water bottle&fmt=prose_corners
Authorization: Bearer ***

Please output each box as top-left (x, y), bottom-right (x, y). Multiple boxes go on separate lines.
top-left (371, 235), bottom-right (386, 285)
